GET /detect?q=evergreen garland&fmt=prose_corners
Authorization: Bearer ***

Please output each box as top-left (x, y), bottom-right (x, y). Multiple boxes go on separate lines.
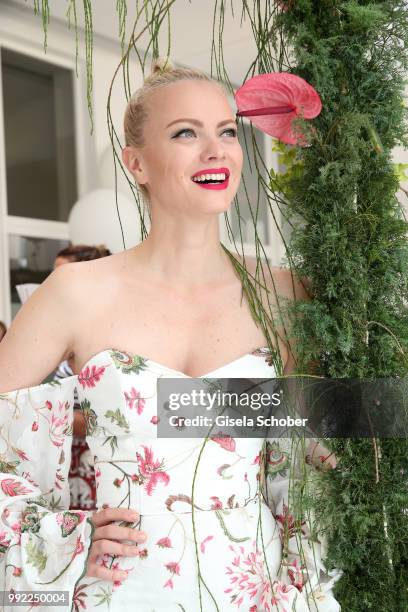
top-left (270, 1), bottom-right (408, 609)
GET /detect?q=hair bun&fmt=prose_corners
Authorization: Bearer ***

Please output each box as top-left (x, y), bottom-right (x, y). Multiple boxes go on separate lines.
top-left (151, 57), bottom-right (174, 75)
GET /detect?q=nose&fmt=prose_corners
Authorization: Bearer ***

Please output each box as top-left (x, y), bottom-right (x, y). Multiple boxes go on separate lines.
top-left (200, 135), bottom-right (226, 161)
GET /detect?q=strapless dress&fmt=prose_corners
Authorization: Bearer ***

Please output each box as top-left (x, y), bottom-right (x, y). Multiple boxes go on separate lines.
top-left (0, 348), bottom-right (340, 611)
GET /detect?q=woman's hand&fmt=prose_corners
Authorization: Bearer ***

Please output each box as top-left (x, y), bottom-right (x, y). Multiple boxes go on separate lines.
top-left (86, 507), bottom-right (147, 582)
top-left (306, 440), bottom-right (338, 470)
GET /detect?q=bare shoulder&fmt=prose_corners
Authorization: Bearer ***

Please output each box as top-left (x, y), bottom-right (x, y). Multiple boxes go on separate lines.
top-left (242, 255), bottom-right (311, 303)
top-left (268, 266), bottom-right (311, 302)
top-left (0, 263), bottom-right (82, 391)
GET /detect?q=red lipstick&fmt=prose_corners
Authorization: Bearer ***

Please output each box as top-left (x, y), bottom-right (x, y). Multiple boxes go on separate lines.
top-left (191, 167), bottom-right (230, 190)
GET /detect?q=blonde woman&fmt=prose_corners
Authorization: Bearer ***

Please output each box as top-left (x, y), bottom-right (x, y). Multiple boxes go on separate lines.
top-left (0, 60), bottom-right (339, 610)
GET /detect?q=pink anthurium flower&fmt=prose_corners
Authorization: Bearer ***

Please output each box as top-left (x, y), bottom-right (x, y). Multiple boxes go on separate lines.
top-left (235, 72), bottom-right (322, 145)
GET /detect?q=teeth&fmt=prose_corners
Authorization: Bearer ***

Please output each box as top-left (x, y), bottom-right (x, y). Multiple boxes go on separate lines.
top-left (192, 173), bottom-right (227, 182)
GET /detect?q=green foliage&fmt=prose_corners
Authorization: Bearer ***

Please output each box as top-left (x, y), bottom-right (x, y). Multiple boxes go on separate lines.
top-left (271, 1), bottom-right (408, 609)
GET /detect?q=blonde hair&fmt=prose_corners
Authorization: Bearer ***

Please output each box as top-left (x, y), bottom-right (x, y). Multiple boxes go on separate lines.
top-left (124, 57), bottom-right (225, 204)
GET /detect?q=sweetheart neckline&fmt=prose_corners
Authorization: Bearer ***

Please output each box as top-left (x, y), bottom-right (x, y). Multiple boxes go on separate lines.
top-left (77, 346), bottom-right (275, 379)
top-left (1, 347), bottom-right (275, 395)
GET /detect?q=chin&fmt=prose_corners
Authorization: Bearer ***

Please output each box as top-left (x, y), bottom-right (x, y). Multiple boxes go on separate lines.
top-left (199, 198), bottom-right (232, 215)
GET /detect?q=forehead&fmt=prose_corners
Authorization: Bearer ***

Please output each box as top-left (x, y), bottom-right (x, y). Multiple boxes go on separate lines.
top-left (147, 80), bottom-right (235, 127)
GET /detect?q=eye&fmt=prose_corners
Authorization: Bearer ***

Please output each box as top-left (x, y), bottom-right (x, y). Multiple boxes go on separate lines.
top-left (173, 128), bottom-right (196, 138)
top-left (172, 127), bottom-right (238, 139)
top-left (223, 128), bottom-right (237, 137)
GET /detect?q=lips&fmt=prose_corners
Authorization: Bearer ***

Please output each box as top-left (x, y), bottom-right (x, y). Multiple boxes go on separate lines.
top-left (191, 167), bottom-right (230, 179)
top-left (194, 177), bottom-right (229, 190)
top-left (191, 167), bottom-right (230, 191)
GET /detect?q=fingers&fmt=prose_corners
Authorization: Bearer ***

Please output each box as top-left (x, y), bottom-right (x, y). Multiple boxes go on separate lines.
top-left (91, 507), bottom-right (139, 528)
top-left (88, 538), bottom-right (141, 561)
top-left (86, 563), bottom-right (129, 583)
top-left (93, 524), bottom-right (147, 544)
top-left (86, 507), bottom-right (145, 584)
top-left (306, 441), bottom-right (338, 470)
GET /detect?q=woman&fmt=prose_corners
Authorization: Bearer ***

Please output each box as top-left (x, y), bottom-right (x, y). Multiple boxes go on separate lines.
top-left (0, 60), bottom-right (339, 610)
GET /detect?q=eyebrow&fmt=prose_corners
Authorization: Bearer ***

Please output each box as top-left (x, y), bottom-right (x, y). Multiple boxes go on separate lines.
top-left (166, 118), bottom-right (237, 129)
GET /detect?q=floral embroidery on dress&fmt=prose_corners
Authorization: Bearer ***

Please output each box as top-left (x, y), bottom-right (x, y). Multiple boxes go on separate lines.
top-left (0, 350), bottom-right (340, 611)
top-left (111, 350), bottom-right (148, 374)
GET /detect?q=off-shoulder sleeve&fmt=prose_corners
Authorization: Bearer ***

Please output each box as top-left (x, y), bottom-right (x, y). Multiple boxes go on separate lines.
top-left (262, 437), bottom-right (341, 611)
top-left (0, 377), bottom-right (94, 610)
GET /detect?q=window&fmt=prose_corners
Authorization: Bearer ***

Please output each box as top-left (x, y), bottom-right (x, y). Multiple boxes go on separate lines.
top-left (0, 45), bottom-right (80, 325)
top-left (2, 48), bottom-right (77, 221)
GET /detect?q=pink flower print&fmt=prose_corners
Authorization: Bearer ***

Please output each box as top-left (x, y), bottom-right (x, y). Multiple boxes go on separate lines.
top-left (56, 511), bottom-right (85, 530)
top-left (225, 542), bottom-right (290, 610)
top-left (151, 415), bottom-right (159, 425)
top-left (287, 558), bottom-right (305, 591)
top-left (45, 400), bottom-right (52, 410)
top-left (12, 567), bottom-right (22, 577)
top-left (95, 467), bottom-right (101, 490)
top-left (78, 364), bottom-right (106, 389)
top-left (200, 535), bottom-right (214, 554)
top-left (50, 415), bottom-right (69, 446)
top-left (271, 581), bottom-right (295, 607)
top-left (97, 555), bottom-right (110, 569)
top-left (111, 561), bottom-right (133, 590)
top-left (10, 522), bottom-right (21, 546)
top-left (136, 446), bottom-right (170, 496)
top-left (31, 421), bottom-right (38, 432)
top-left (72, 536), bottom-right (85, 559)
top-left (210, 496), bottom-right (223, 510)
top-left (275, 503), bottom-right (306, 541)
top-left (124, 387), bottom-right (146, 415)
top-left (253, 453), bottom-right (261, 465)
top-left (1, 478), bottom-right (33, 497)
top-left (163, 561), bottom-right (180, 591)
top-left (13, 448), bottom-right (29, 461)
top-left (0, 530), bottom-right (11, 554)
top-left (210, 434), bottom-right (236, 452)
top-left (165, 561), bottom-right (180, 575)
top-left (156, 537), bottom-right (172, 548)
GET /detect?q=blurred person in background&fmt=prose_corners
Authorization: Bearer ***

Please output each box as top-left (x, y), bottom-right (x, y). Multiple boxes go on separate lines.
top-left (53, 244), bottom-right (111, 511)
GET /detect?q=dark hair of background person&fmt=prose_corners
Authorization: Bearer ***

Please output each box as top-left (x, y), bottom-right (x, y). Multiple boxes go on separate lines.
top-left (56, 244), bottom-right (112, 263)
top-left (0, 321), bottom-right (6, 342)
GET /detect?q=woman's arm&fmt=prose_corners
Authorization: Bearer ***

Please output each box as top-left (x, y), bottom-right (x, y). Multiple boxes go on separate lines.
top-left (0, 263), bottom-right (79, 392)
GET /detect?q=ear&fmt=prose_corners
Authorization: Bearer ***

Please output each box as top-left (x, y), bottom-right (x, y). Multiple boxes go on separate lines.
top-left (122, 146), bottom-right (148, 185)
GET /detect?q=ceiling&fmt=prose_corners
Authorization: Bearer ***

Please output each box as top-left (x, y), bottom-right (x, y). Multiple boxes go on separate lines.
top-left (5, 0), bottom-right (261, 86)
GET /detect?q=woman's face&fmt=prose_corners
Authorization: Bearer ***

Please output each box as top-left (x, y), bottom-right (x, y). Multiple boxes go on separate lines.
top-left (124, 79), bottom-right (243, 216)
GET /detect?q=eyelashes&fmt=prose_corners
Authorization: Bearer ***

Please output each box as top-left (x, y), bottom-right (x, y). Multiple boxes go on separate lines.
top-left (172, 128), bottom-right (237, 139)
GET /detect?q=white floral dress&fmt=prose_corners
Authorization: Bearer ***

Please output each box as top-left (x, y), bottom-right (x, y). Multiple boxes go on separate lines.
top-left (0, 348), bottom-right (341, 611)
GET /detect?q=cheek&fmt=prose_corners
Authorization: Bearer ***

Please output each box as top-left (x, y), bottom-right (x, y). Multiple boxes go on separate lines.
top-left (235, 144), bottom-right (244, 171)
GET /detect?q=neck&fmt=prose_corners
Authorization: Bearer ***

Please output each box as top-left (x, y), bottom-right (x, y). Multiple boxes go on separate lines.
top-left (131, 221), bottom-right (237, 291)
